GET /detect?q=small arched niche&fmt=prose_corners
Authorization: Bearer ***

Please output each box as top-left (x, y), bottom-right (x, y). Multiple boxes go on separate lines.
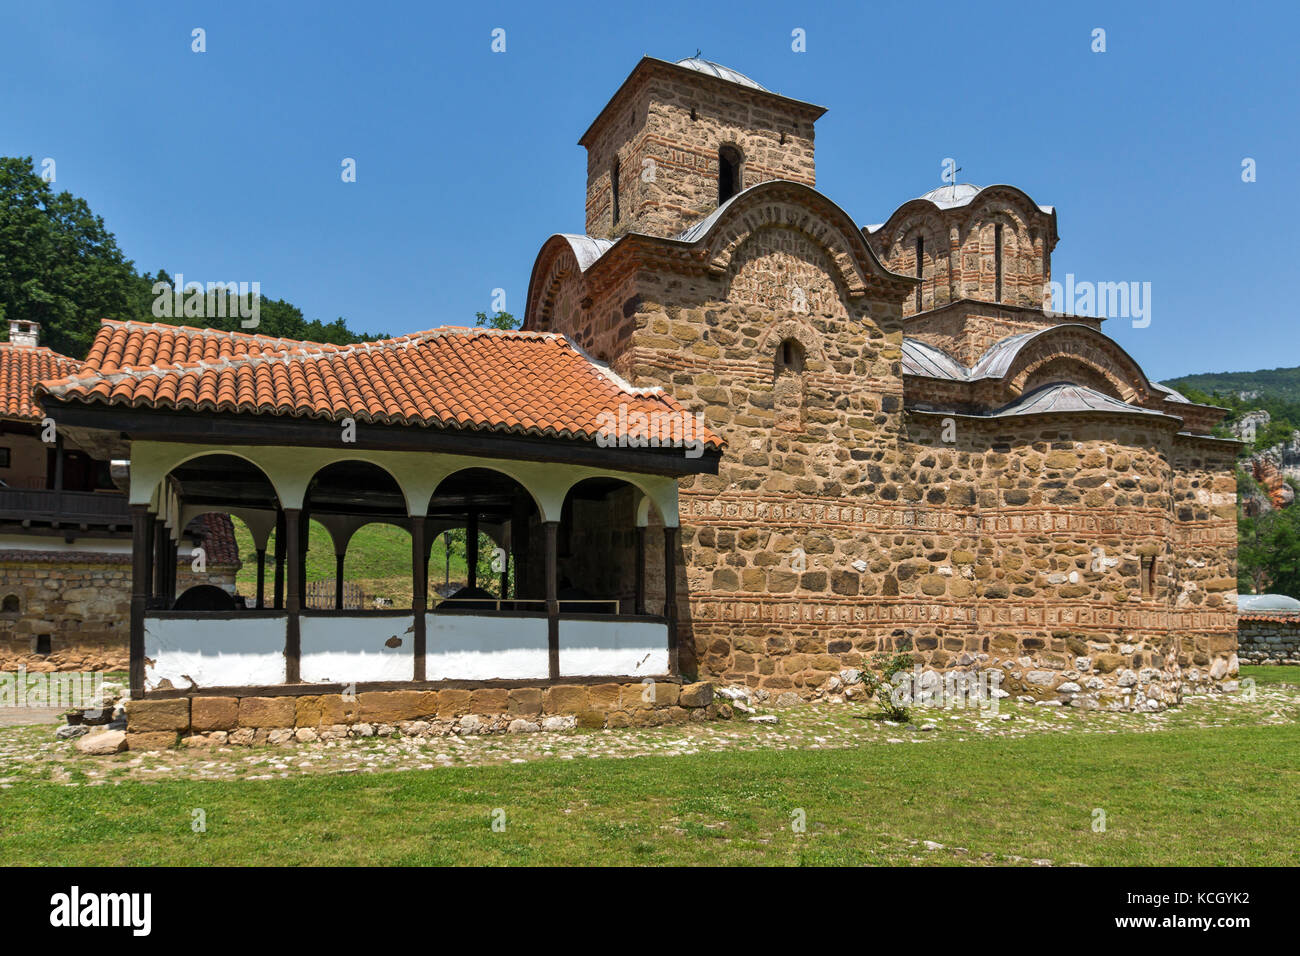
top-left (718, 144), bottom-right (744, 204)
top-left (774, 337), bottom-right (806, 431)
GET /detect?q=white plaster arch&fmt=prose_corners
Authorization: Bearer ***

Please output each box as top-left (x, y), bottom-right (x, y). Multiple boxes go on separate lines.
top-left (557, 469), bottom-right (678, 528)
top-left (128, 441), bottom-right (680, 527)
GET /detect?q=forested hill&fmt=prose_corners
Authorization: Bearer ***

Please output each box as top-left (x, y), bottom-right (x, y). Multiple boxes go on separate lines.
top-left (1164, 366), bottom-right (1300, 404)
top-left (1162, 365), bottom-right (1300, 452)
top-left (0, 156), bottom-right (384, 358)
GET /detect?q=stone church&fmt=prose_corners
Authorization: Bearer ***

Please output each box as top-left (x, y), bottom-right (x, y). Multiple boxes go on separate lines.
top-left (524, 56), bottom-right (1240, 709)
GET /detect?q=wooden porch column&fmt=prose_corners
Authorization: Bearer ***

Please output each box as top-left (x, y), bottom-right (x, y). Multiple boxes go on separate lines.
top-left (255, 549), bottom-right (266, 609)
top-left (129, 505), bottom-right (150, 694)
top-left (142, 512), bottom-right (156, 606)
top-left (273, 510), bottom-right (285, 609)
top-left (411, 518), bottom-right (427, 681)
top-left (334, 552), bottom-right (345, 610)
top-left (283, 508), bottom-right (302, 683)
top-left (544, 520), bottom-right (559, 680)
top-left (298, 509), bottom-right (310, 599)
top-left (151, 520), bottom-right (167, 601)
top-left (634, 526), bottom-right (647, 615)
top-left (510, 496), bottom-right (530, 598)
top-left (466, 506), bottom-right (479, 590)
top-left (663, 526), bottom-right (679, 677)
top-left (165, 531), bottom-right (178, 603)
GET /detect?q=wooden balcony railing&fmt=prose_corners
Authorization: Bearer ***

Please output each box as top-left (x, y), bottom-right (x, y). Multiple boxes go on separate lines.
top-left (0, 487), bottom-right (131, 527)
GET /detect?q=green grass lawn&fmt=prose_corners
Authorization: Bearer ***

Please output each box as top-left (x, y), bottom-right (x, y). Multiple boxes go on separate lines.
top-left (3, 722), bottom-right (1296, 866)
top-left (1239, 665), bottom-right (1300, 688)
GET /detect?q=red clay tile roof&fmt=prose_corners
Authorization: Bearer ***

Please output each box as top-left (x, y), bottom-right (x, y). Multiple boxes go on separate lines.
top-left (37, 320), bottom-right (724, 449)
top-left (183, 512), bottom-right (241, 568)
top-left (0, 343), bottom-right (81, 422)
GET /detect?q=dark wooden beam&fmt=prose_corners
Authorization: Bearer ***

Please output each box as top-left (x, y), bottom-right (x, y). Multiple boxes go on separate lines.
top-left (663, 526), bottom-right (679, 677)
top-left (334, 552), bottom-right (345, 610)
top-left (255, 548), bottom-right (266, 609)
top-left (42, 401), bottom-right (722, 477)
top-left (273, 509), bottom-right (285, 610)
top-left (635, 525), bottom-right (646, 615)
top-left (412, 518), bottom-right (426, 682)
top-left (466, 506), bottom-right (479, 590)
top-left (129, 505), bottom-right (150, 694)
top-left (284, 508), bottom-right (302, 683)
top-left (544, 521), bottom-right (559, 681)
top-left (142, 512), bottom-right (156, 603)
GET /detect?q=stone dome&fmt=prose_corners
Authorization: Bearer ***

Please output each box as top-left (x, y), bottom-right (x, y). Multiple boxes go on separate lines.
top-left (674, 57), bottom-right (768, 91)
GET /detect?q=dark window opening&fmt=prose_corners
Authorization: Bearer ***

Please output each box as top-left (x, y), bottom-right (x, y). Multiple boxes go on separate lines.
top-left (35, 634), bottom-right (51, 655)
top-left (994, 224), bottom-right (1004, 301)
top-left (718, 145), bottom-right (743, 204)
top-left (915, 236), bottom-right (924, 312)
top-left (1, 594), bottom-right (18, 614)
top-left (0, 447), bottom-right (9, 468)
top-left (611, 160), bottom-right (620, 224)
top-left (1140, 556), bottom-right (1157, 598)
top-left (775, 338), bottom-right (805, 375)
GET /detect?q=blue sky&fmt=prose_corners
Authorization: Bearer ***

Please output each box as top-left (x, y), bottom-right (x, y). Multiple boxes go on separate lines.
top-left (2, 0), bottom-right (1295, 380)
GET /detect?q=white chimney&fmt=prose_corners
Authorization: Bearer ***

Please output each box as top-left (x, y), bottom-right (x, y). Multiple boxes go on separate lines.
top-left (8, 319), bottom-right (39, 348)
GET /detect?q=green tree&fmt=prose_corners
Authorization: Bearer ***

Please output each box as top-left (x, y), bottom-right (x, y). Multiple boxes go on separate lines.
top-left (0, 157), bottom-right (142, 356)
top-left (474, 310), bottom-right (519, 330)
top-left (1, 156), bottom-right (383, 357)
top-left (1238, 473), bottom-right (1300, 597)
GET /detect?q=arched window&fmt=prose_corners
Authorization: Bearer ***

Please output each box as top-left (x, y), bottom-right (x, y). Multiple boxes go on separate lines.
top-left (718, 145), bottom-right (743, 204)
top-left (774, 338), bottom-right (806, 430)
top-left (775, 338), bottom-right (805, 375)
top-left (1, 594), bottom-right (18, 614)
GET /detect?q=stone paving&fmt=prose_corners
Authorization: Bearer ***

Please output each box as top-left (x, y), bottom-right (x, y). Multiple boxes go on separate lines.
top-left (1, 678), bottom-right (1296, 790)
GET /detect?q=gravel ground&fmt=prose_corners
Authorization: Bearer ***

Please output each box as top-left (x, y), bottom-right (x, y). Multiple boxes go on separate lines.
top-left (1, 681), bottom-right (1296, 789)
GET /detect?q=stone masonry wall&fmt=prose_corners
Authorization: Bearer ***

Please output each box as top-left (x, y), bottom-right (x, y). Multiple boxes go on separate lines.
top-left (584, 72), bottom-right (819, 240)
top-left (1237, 616), bottom-right (1300, 664)
top-left (584, 224), bottom-right (1240, 712)
top-left (0, 551), bottom-right (238, 673)
top-left (0, 552), bottom-right (131, 672)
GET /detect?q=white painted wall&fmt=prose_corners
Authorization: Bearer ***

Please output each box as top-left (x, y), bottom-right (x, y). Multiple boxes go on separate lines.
top-left (299, 615), bottom-right (415, 683)
top-left (425, 614), bottom-right (549, 680)
top-left (0, 534), bottom-right (131, 554)
top-left (144, 616), bottom-right (285, 690)
top-left (559, 618), bottom-right (668, 677)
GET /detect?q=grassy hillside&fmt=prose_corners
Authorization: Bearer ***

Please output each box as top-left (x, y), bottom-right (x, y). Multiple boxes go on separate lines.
top-left (229, 520), bottom-right (500, 606)
top-left (1163, 364), bottom-right (1300, 453)
top-left (1164, 364), bottom-right (1300, 403)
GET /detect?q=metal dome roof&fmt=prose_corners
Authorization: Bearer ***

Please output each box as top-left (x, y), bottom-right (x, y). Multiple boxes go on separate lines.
top-left (674, 57), bottom-right (768, 91)
top-left (919, 183), bottom-right (983, 209)
top-left (1238, 593), bottom-right (1300, 612)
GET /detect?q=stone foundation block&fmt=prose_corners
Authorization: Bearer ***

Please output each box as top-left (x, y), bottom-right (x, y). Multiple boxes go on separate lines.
top-left (507, 688), bottom-right (543, 715)
top-left (125, 698), bottom-right (190, 732)
top-left (237, 696), bottom-right (296, 728)
top-left (436, 688), bottom-right (472, 717)
top-left (358, 690), bottom-right (436, 723)
top-left (126, 731), bottom-right (179, 751)
top-left (544, 685), bottom-right (589, 713)
top-left (191, 696), bottom-right (239, 732)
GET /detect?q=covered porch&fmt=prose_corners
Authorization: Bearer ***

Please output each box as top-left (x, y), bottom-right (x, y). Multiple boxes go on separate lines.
top-left (126, 442), bottom-right (684, 695)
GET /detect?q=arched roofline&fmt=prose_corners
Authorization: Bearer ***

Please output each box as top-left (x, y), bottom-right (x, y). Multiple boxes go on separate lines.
top-left (524, 234), bottom-right (613, 330)
top-left (524, 181), bottom-right (917, 330)
top-left (868, 183), bottom-right (1058, 244)
top-left (987, 323), bottom-right (1156, 403)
